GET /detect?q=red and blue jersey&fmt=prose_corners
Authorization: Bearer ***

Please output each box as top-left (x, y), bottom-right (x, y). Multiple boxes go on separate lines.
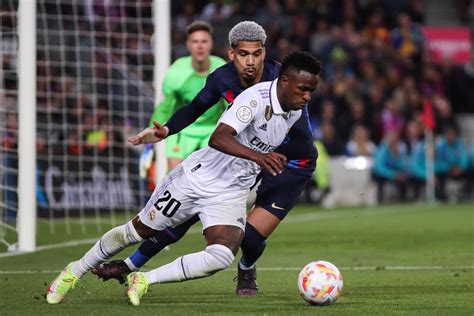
top-left (165, 59), bottom-right (317, 176)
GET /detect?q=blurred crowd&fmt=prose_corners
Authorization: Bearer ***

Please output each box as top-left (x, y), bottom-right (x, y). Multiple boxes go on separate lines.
top-left (2, 0), bottom-right (474, 206)
top-left (170, 0), bottom-right (474, 203)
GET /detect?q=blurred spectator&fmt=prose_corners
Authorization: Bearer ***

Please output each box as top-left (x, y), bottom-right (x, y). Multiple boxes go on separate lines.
top-left (390, 11), bottom-right (423, 60)
top-left (345, 125), bottom-right (376, 157)
top-left (435, 125), bottom-right (469, 200)
top-left (448, 50), bottom-right (474, 113)
top-left (320, 120), bottom-right (344, 156)
top-left (309, 98), bottom-right (337, 140)
top-left (420, 64), bottom-right (444, 97)
top-left (362, 7), bottom-right (390, 44)
top-left (310, 18), bottom-right (332, 58)
top-left (324, 46), bottom-right (355, 88)
top-left (466, 143), bottom-right (474, 197)
top-left (433, 97), bottom-right (457, 136)
top-left (406, 0), bottom-right (425, 24)
top-left (200, 0), bottom-right (233, 23)
top-left (338, 96), bottom-right (373, 142)
top-left (404, 119), bottom-right (423, 153)
top-left (373, 132), bottom-right (410, 202)
top-left (409, 137), bottom-right (430, 199)
top-left (380, 97), bottom-right (405, 138)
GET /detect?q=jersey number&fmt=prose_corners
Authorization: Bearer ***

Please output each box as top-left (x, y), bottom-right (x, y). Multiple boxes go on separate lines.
top-left (154, 190), bottom-right (181, 217)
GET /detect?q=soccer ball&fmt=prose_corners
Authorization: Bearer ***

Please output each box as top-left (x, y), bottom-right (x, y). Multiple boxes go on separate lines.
top-left (297, 260), bottom-right (343, 305)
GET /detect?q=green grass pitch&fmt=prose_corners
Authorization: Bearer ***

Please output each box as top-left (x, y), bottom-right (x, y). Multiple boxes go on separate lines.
top-left (0, 203), bottom-right (473, 315)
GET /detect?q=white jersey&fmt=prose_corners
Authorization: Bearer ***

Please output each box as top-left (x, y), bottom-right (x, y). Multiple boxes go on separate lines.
top-left (182, 78), bottom-right (301, 196)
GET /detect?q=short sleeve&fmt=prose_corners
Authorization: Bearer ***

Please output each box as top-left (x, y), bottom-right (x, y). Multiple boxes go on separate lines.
top-left (219, 89), bottom-right (261, 135)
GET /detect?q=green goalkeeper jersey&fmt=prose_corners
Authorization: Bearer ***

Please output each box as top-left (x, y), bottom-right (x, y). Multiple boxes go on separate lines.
top-left (150, 55), bottom-right (226, 134)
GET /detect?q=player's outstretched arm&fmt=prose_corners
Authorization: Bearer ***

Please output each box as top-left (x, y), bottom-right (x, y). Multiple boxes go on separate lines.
top-left (128, 121), bottom-right (169, 145)
top-left (209, 123), bottom-right (287, 176)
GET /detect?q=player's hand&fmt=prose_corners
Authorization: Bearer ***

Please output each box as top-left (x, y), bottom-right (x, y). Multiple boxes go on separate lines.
top-left (128, 121), bottom-right (169, 145)
top-left (256, 152), bottom-right (287, 176)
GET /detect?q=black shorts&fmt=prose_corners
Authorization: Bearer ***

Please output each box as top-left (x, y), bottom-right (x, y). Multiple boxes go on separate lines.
top-left (255, 168), bottom-right (312, 220)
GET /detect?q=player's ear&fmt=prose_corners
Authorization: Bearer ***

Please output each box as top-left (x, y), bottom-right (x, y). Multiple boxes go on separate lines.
top-left (186, 38), bottom-right (191, 51)
top-left (279, 74), bottom-right (289, 87)
top-left (228, 48), bottom-right (235, 61)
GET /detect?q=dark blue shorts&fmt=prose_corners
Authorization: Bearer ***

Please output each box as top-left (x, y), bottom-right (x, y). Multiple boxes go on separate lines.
top-left (255, 168), bottom-right (312, 220)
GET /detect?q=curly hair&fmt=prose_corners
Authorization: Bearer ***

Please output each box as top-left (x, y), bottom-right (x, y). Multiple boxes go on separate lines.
top-left (279, 51), bottom-right (322, 77)
top-left (228, 21), bottom-right (267, 48)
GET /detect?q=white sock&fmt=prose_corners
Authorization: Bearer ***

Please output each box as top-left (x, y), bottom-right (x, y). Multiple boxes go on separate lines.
top-left (239, 258), bottom-right (256, 270)
top-left (143, 244), bottom-right (234, 284)
top-left (71, 221), bottom-right (142, 277)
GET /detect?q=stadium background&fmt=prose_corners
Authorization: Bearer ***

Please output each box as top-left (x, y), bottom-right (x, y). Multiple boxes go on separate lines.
top-left (0, 1), bottom-right (473, 314)
top-left (1, 0), bottom-right (474, 250)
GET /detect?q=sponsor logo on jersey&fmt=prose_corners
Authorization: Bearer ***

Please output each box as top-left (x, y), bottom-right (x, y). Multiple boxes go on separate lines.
top-left (265, 105), bottom-right (272, 121)
top-left (236, 106), bottom-right (253, 123)
top-left (258, 123), bottom-right (267, 131)
top-left (250, 136), bottom-right (276, 152)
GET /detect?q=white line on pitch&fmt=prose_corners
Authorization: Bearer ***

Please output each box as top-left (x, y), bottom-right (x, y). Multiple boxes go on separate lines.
top-left (0, 266), bottom-right (473, 274)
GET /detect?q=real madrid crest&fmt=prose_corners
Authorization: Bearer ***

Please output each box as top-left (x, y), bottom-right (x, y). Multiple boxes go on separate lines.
top-left (265, 105), bottom-right (273, 121)
top-left (147, 209), bottom-right (156, 221)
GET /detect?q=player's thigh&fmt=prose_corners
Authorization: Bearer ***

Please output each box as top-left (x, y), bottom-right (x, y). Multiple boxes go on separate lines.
top-left (204, 225), bottom-right (244, 255)
top-left (197, 191), bottom-right (248, 233)
top-left (139, 165), bottom-right (197, 230)
top-left (255, 169), bottom-right (312, 220)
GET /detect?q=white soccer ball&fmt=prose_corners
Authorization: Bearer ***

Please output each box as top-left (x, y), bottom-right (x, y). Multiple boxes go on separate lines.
top-left (297, 260), bottom-right (343, 305)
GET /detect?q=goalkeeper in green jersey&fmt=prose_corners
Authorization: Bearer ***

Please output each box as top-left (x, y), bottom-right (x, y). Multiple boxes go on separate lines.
top-left (144, 21), bottom-right (226, 176)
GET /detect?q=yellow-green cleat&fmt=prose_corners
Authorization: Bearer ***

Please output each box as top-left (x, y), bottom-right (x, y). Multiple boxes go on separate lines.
top-left (46, 262), bottom-right (80, 304)
top-left (127, 272), bottom-right (149, 306)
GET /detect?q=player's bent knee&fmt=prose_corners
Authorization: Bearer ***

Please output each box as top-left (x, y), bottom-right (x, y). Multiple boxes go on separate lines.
top-left (132, 216), bottom-right (158, 239)
top-left (204, 244), bottom-right (235, 273)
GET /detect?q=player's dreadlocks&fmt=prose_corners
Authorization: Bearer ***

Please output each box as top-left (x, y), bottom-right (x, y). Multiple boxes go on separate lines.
top-left (228, 21), bottom-right (267, 48)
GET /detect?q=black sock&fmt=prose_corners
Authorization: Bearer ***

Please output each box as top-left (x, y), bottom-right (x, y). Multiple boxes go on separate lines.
top-left (240, 223), bottom-right (267, 268)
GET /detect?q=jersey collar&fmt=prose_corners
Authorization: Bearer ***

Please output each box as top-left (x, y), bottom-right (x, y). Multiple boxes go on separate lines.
top-left (269, 78), bottom-right (285, 114)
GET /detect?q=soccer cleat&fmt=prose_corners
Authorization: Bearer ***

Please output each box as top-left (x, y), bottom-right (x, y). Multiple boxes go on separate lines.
top-left (46, 262), bottom-right (80, 304)
top-left (127, 272), bottom-right (149, 306)
top-left (91, 260), bottom-right (131, 284)
top-left (235, 265), bottom-right (259, 296)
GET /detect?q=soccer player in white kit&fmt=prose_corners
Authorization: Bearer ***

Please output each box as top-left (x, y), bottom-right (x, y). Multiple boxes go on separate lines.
top-left (46, 51), bottom-right (321, 306)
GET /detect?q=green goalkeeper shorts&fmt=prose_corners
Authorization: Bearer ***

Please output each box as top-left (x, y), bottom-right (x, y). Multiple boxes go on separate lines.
top-left (165, 129), bottom-right (213, 160)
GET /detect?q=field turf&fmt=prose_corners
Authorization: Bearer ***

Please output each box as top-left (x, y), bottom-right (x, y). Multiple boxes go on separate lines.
top-left (0, 203), bottom-right (473, 315)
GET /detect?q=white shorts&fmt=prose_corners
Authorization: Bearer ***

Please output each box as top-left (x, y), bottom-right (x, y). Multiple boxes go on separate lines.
top-left (138, 165), bottom-right (247, 232)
